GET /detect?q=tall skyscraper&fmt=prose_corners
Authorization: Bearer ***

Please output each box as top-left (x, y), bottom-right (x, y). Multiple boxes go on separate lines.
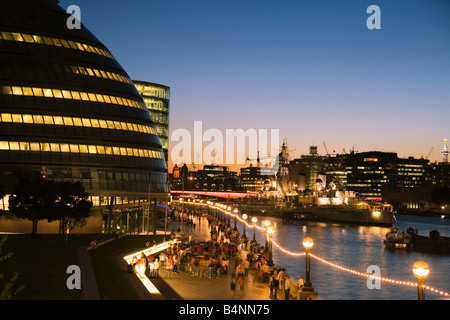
top-left (442, 138), bottom-right (449, 163)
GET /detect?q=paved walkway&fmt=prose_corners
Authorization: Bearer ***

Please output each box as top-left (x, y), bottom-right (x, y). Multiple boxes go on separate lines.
top-left (146, 217), bottom-right (291, 300)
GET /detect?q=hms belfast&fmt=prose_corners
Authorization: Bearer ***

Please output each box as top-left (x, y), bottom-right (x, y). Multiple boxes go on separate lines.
top-left (238, 142), bottom-right (394, 227)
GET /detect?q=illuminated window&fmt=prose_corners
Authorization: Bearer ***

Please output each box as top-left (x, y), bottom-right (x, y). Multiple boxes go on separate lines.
top-left (60, 144), bottom-right (70, 152)
top-left (9, 142), bottom-right (20, 150)
top-left (19, 142), bottom-right (30, 151)
top-left (88, 145), bottom-right (97, 154)
top-left (71, 91), bottom-right (81, 100)
top-left (12, 86), bottom-right (23, 95)
top-left (53, 116), bottom-right (64, 125)
top-left (30, 143), bottom-right (40, 151)
top-left (1, 86), bottom-right (12, 94)
top-left (22, 34), bottom-right (34, 43)
top-left (0, 142), bottom-right (8, 150)
top-left (11, 33), bottom-right (24, 41)
top-left (22, 87), bottom-right (33, 96)
top-left (22, 115), bottom-right (33, 123)
top-left (63, 117), bottom-right (74, 126)
top-left (80, 92), bottom-right (89, 101)
top-left (1, 114), bottom-right (12, 122)
top-left (99, 120), bottom-right (107, 128)
top-left (12, 114), bottom-right (22, 122)
top-left (33, 115), bottom-right (44, 124)
top-left (43, 88), bottom-right (53, 97)
top-left (82, 118), bottom-right (91, 127)
top-left (43, 116), bottom-right (54, 124)
top-left (40, 143), bottom-right (50, 151)
top-left (62, 90), bottom-right (72, 99)
top-left (1, 32), bottom-right (13, 41)
top-left (32, 87), bottom-right (44, 96)
top-left (70, 118), bottom-right (81, 126)
top-left (50, 143), bottom-right (60, 152)
top-left (70, 144), bottom-right (79, 153)
top-left (79, 145), bottom-right (88, 153)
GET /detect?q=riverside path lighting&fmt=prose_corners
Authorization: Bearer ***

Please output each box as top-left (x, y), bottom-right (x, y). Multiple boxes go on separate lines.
top-left (252, 217), bottom-right (258, 242)
top-left (413, 261), bottom-right (429, 300)
top-left (242, 214), bottom-right (248, 238)
top-left (300, 237), bottom-right (317, 299)
top-left (266, 226), bottom-right (274, 263)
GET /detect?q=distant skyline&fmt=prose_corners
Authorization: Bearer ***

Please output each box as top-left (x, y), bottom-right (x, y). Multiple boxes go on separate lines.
top-left (60, 0), bottom-right (450, 169)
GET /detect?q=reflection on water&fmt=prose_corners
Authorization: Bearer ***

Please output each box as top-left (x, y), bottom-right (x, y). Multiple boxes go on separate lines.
top-left (235, 214), bottom-right (450, 300)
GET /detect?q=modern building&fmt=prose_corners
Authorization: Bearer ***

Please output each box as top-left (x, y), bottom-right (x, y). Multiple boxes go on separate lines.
top-left (133, 81), bottom-right (170, 163)
top-left (238, 166), bottom-right (270, 192)
top-left (0, 0), bottom-right (168, 233)
top-left (170, 164), bottom-right (239, 192)
top-left (345, 151), bottom-right (397, 200)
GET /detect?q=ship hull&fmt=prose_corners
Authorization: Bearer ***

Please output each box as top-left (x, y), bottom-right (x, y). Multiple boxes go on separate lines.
top-left (293, 207), bottom-right (393, 227)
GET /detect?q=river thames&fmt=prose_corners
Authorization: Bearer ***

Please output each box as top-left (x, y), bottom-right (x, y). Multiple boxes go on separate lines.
top-left (234, 213), bottom-right (450, 300)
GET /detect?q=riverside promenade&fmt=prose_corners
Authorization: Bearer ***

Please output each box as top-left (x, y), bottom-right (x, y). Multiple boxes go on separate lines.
top-left (131, 216), bottom-right (300, 300)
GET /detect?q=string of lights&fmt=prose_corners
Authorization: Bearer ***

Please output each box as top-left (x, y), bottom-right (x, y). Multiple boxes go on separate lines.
top-left (176, 200), bottom-right (450, 298)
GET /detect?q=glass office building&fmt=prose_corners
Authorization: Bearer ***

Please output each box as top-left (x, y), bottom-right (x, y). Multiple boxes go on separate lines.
top-left (0, 0), bottom-right (168, 233)
top-left (133, 81), bottom-right (170, 164)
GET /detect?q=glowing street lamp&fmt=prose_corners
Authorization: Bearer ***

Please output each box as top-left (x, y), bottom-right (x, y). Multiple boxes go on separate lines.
top-left (263, 220), bottom-right (270, 248)
top-left (242, 213), bottom-right (248, 238)
top-left (301, 237), bottom-right (316, 297)
top-left (413, 261), bottom-right (429, 300)
top-left (252, 217), bottom-right (258, 242)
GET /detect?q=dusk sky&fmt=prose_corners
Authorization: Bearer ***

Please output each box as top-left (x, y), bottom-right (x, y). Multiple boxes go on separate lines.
top-left (60, 0), bottom-right (450, 170)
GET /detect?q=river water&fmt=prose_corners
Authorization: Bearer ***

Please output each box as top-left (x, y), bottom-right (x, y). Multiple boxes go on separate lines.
top-left (235, 213), bottom-right (450, 300)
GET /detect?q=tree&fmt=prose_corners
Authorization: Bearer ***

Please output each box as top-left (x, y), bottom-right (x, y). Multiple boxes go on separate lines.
top-left (53, 181), bottom-right (92, 240)
top-left (8, 177), bottom-right (93, 237)
top-left (8, 177), bottom-right (59, 237)
top-left (0, 235), bottom-right (24, 300)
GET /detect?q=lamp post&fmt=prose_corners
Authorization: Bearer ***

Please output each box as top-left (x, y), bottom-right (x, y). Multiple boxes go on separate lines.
top-left (242, 214), bottom-right (248, 238)
top-left (413, 261), bottom-right (429, 300)
top-left (300, 237), bottom-right (317, 299)
top-left (263, 220), bottom-right (270, 249)
top-left (233, 208), bottom-right (238, 230)
top-left (252, 217), bottom-right (258, 242)
top-left (266, 226), bottom-right (274, 264)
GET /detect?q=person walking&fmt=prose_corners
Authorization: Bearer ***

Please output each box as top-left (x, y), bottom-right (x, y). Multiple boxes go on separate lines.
top-left (297, 275), bottom-right (304, 300)
top-left (230, 272), bottom-right (237, 295)
top-left (243, 258), bottom-right (250, 278)
top-left (284, 274), bottom-right (291, 300)
top-left (272, 270), bottom-right (280, 300)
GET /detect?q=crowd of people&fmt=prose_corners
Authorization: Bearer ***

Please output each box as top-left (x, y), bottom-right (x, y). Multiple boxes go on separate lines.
top-left (129, 204), bottom-right (307, 300)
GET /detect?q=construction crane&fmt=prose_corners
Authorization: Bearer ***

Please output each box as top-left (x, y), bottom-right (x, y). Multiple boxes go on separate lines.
top-left (426, 147), bottom-right (433, 159)
top-left (191, 153), bottom-right (200, 171)
top-left (246, 151), bottom-right (274, 167)
top-left (323, 142), bottom-right (337, 157)
top-left (323, 142), bottom-right (330, 156)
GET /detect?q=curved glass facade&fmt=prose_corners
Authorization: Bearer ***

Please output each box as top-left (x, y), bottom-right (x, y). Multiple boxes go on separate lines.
top-left (0, 0), bottom-right (168, 221)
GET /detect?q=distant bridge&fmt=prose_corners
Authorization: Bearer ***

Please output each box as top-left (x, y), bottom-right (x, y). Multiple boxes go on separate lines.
top-left (170, 190), bottom-right (258, 199)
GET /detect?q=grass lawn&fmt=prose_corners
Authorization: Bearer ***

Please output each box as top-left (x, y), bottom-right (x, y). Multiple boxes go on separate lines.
top-left (1, 233), bottom-right (164, 300)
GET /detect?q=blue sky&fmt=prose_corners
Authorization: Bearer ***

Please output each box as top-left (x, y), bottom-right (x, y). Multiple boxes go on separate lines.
top-left (60, 0), bottom-right (450, 167)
